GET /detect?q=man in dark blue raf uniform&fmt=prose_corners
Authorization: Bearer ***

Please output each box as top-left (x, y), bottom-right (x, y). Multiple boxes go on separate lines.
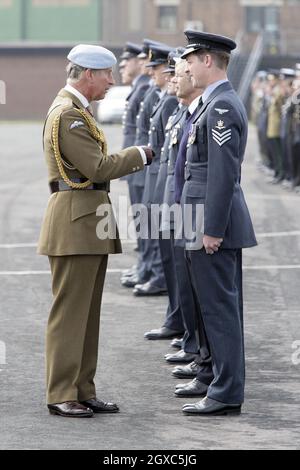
top-left (144, 50), bottom-right (187, 342)
top-left (121, 39), bottom-right (162, 289)
top-left (133, 43), bottom-right (178, 296)
top-left (178, 30), bottom-right (257, 416)
top-left (145, 53), bottom-right (201, 363)
top-left (120, 43), bottom-right (151, 204)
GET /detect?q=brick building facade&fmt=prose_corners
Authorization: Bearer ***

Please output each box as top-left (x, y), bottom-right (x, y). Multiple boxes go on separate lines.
top-left (0, 0), bottom-right (299, 119)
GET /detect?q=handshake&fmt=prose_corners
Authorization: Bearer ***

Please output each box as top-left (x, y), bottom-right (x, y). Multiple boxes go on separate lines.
top-left (141, 146), bottom-right (155, 166)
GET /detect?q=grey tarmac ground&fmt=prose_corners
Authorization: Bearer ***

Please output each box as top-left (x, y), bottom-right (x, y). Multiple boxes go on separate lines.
top-left (0, 122), bottom-right (299, 450)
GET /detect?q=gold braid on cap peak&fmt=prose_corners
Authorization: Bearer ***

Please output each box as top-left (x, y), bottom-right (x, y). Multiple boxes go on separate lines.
top-left (51, 108), bottom-right (108, 189)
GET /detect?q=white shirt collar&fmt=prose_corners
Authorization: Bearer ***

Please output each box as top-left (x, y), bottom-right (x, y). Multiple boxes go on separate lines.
top-left (64, 84), bottom-right (90, 108)
top-left (188, 95), bottom-right (201, 114)
top-left (202, 79), bottom-right (229, 103)
top-left (132, 75), bottom-right (140, 88)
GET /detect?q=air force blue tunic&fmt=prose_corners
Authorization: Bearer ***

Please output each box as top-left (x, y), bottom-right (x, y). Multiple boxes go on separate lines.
top-left (122, 74), bottom-right (150, 196)
top-left (122, 74), bottom-right (150, 149)
top-left (141, 91), bottom-right (178, 288)
top-left (182, 81), bottom-right (257, 249)
top-left (181, 81), bottom-right (257, 404)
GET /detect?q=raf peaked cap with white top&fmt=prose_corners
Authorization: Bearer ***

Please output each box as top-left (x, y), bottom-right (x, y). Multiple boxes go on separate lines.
top-left (181, 30), bottom-right (237, 59)
top-left (163, 47), bottom-right (185, 73)
top-left (67, 44), bottom-right (117, 69)
top-left (146, 44), bottom-right (174, 67)
top-left (138, 38), bottom-right (168, 59)
top-left (120, 42), bottom-right (143, 60)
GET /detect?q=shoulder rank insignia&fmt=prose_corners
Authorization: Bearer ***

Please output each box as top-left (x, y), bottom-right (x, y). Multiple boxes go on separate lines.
top-left (215, 108), bottom-right (229, 115)
top-left (212, 120), bottom-right (232, 147)
top-left (70, 120), bottom-right (85, 130)
top-left (215, 120), bottom-right (226, 130)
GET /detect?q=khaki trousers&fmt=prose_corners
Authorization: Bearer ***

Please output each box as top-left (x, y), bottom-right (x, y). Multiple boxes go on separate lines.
top-left (46, 254), bottom-right (108, 404)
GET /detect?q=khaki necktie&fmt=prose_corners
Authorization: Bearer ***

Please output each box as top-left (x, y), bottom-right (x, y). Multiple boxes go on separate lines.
top-left (86, 105), bottom-right (94, 116)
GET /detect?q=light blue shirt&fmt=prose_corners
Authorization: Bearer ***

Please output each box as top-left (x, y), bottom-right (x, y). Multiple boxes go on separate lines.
top-left (202, 79), bottom-right (229, 103)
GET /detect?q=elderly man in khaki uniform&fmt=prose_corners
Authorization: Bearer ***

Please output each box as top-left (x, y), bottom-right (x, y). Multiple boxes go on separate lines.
top-left (38, 44), bottom-right (153, 418)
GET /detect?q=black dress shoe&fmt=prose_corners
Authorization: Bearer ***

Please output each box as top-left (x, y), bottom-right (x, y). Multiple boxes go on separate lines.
top-left (144, 326), bottom-right (184, 340)
top-left (121, 274), bottom-right (141, 288)
top-left (172, 360), bottom-right (200, 378)
top-left (48, 401), bottom-right (93, 418)
top-left (81, 398), bottom-right (119, 413)
top-left (121, 265), bottom-right (137, 278)
top-left (182, 396), bottom-right (242, 415)
top-left (133, 281), bottom-right (167, 296)
top-left (170, 338), bottom-right (183, 349)
top-left (175, 378), bottom-right (208, 397)
top-left (165, 350), bottom-right (197, 363)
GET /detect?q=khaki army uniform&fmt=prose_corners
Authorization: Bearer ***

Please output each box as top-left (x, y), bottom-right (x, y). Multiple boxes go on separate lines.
top-left (267, 87), bottom-right (284, 139)
top-left (38, 89), bottom-right (144, 404)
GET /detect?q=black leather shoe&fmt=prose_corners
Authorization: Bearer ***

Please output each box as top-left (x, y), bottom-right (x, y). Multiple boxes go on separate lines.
top-left (175, 378), bottom-right (208, 397)
top-left (81, 398), bottom-right (119, 413)
top-left (170, 338), bottom-right (183, 349)
top-left (172, 360), bottom-right (200, 378)
top-left (144, 326), bottom-right (184, 340)
top-left (121, 274), bottom-right (141, 288)
top-left (48, 401), bottom-right (93, 418)
top-left (165, 350), bottom-right (197, 363)
top-left (121, 265), bottom-right (137, 278)
top-left (182, 396), bottom-right (242, 415)
top-left (133, 281), bottom-right (167, 296)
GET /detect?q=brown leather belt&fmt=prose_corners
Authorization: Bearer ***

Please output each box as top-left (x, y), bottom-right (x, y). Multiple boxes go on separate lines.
top-left (49, 179), bottom-right (109, 194)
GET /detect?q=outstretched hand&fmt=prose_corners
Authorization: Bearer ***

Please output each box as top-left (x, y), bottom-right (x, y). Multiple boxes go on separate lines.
top-left (142, 146), bottom-right (155, 165)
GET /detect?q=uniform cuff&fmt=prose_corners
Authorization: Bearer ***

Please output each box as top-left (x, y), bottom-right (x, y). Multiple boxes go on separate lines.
top-left (136, 146), bottom-right (147, 165)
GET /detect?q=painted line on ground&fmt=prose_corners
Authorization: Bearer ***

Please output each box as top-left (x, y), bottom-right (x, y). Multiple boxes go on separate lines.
top-left (1, 230), bottom-right (300, 249)
top-left (0, 268), bottom-right (124, 275)
top-left (0, 243), bottom-right (37, 248)
top-left (257, 230), bottom-right (300, 238)
top-left (247, 194), bottom-right (300, 201)
top-left (0, 241), bottom-right (136, 248)
top-left (1, 265), bottom-right (300, 276)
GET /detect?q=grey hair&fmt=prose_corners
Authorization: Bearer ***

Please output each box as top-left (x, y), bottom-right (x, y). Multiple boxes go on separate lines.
top-left (66, 62), bottom-right (87, 84)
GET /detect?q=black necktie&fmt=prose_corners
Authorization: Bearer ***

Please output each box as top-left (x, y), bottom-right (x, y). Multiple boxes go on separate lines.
top-left (174, 107), bottom-right (199, 203)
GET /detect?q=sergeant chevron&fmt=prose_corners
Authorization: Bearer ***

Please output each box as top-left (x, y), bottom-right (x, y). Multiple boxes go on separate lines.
top-left (212, 128), bottom-right (232, 146)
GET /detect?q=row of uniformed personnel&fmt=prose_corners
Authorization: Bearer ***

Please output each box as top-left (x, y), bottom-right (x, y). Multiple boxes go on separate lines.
top-left (251, 66), bottom-right (300, 190)
top-left (120, 40), bottom-right (200, 362)
top-left (118, 35), bottom-right (256, 416)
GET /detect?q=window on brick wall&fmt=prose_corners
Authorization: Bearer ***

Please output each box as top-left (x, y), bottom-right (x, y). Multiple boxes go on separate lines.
top-left (157, 5), bottom-right (177, 31)
top-left (245, 6), bottom-right (279, 33)
top-left (128, 0), bottom-right (142, 31)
